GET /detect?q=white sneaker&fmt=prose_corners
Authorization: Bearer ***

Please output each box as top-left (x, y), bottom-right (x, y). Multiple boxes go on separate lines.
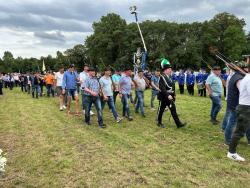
top-left (116, 117), bottom-right (123, 123)
top-left (227, 152), bottom-right (245, 162)
top-left (90, 111), bottom-right (95, 116)
top-left (62, 105), bottom-right (67, 109)
top-left (60, 107), bottom-right (63, 111)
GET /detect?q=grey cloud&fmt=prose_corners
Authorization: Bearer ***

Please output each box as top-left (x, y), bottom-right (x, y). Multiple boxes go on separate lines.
top-left (0, 12), bottom-right (92, 32)
top-left (34, 31), bottom-right (65, 42)
top-left (0, 0), bottom-right (250, 58)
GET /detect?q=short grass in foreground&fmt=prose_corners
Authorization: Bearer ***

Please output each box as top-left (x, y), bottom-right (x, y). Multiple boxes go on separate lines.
top-left (0, 88), bottom-right (250, 187)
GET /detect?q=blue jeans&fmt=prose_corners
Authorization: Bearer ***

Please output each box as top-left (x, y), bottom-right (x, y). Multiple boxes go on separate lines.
top-left (84, 95), bottom-right (103, 126)
top-left (101, 96), bottom-right (118, 119)
top-left (82, 94), bottom-right (86, 110)
top-left (32, 85), bottom-right (40, 98)
top-left (224, 109), bottom-right (237, 144)
top-left (82, 93), bottom-right (92, 111)
top-left (122, 94), bottom-right (131, 117)
top-left (135, 91), bottom-right (144, 115)
top-left (151, 89), bottom-right (159, 108)
top-left (210, 96), bottom-right (222, 120)
top-left (46, 84), bottom-right (54, 97)
top-left (222, 109), bottom-right (230, 130)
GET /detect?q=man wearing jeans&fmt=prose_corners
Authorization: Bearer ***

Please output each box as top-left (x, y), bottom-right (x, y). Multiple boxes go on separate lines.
top-left (79, 65), bottom-right (94, 116)
top-left (62, 64), bottom-right (80, 117)
top-left (100, 67), bottom-right (122, 123)
top-left (112, 69), bottom-right (121, 104)
top-left (31, 72), bottom-right (40, 99)
top-left (44, 71), bottom-right (55, 97)
top-left (227, 63), bottom-right (250, 161)
top-left (224, 66), bottom-right (244, 144)
top-left (84, 67), bottom-right (106, 128)
top-left (150, 69), bottom-right (160, 111)
top-left (134, 69), bottom-right (146, 117)
top-left (206, 66), bottom-right (223, 125)
top-left (119, 67), bottom-right (134, 121)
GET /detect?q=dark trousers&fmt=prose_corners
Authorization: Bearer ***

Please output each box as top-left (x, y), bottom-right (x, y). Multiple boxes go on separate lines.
top-left (0, 82), bottom-right (3, 95)
top-left (157, 99), bottom-right (182, 127)
top-left (4, 81), bottom-right (8, 88)
top-left (40, 85), bottom-right (44, 96)
top-left (179, 84), bottom-right (184, 94)
top-left (27, 84), bottom-right (31, 94)
top-left (223, 86), bottom-right (226, 98)
top-left (229, 105), bottom-right (250, 153)
top-left (84, 95), bottom-right (103, 126)
top-left (210, 96), bottom-right (222, 121)
top-left (187, 84), bottom-right (194, 95)
top-left (15, 80), bottom-right (19, 87)
top-left (122, 94), bottom-right (131, 117)
top-left (9, 82), bottom-right (14, 90)
top-left (46, 84), bottom-right (54, 97)
top-left (199, 88), bottom-right (206, 97)
top-left (113, 91), bottom-right (119, 104)
top-left (20, 82), bottom-right (27, 92)
top-left (32, 85), bottom-right (39, 98)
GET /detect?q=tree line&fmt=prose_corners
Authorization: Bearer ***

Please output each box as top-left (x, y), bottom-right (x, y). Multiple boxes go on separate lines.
top-left (1, 12), bottom-right (250, 73)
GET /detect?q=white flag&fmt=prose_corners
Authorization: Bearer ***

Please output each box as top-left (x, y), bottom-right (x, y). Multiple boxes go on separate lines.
top-left (42, 60), bottom-right (46, 72)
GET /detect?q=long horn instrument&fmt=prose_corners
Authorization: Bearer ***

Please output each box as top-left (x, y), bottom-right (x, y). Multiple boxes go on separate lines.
top-left (209, 47), bottom-right (246, 75)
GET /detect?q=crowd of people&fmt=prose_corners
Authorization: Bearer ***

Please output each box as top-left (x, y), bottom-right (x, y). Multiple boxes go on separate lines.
top-left (0, 60), bottom-right (249, 161)
top-left (205, 62), bottom-right (250, 161)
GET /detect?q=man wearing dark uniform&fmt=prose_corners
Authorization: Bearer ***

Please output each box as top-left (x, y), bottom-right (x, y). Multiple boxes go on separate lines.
top-left (157, 59), bottom-right (187, 128)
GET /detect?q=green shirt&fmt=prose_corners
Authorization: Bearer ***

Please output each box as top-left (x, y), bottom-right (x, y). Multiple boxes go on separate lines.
top-left (206, 73), bottom-right (223, 97)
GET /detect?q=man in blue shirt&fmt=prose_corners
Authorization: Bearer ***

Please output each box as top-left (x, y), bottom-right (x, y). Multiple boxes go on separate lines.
top-left (150, 69), bottom-right (160, 110)
top-left (112, 69), bottom-right (121, 104)
top-left (62, 64), bottom-right (80, 117)
top-left (119, 66), bottom-right (134, 121)
top-left (186, 69), bottom-right (195, 96)
top-left (177, 70), bottom-right (185, 94)
top-left (206, 66), bottom-right (223, 124)
top-left (84, 67), bottom-right (106, 128)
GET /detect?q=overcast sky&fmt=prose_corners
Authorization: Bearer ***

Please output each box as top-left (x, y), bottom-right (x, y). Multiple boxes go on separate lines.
top-left (0, 0), bottom-right (250, 58)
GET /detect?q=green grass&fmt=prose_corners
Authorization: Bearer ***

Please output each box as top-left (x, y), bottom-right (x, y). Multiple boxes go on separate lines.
top-left (0, 88), bottom-right (250, 187)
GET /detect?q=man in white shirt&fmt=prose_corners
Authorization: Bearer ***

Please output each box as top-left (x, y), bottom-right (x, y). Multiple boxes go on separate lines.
top-left (134, 69), bottom-right (147, 117)
top-left (227, 63), bottom-right (250, 161)
top-left (100, 67), bottom-right (122, 123)
top-left (79, 65), bottom-right (94, 115)
top-left (55, 67), bottom-right (66, 111)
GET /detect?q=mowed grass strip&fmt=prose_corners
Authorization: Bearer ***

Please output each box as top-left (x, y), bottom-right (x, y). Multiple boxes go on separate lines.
top-left (0, 88), bottom-right (250, 187)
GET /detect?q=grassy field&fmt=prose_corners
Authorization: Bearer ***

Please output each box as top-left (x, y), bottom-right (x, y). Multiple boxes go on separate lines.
top-left (0, 87), bottom-right (250, 188)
